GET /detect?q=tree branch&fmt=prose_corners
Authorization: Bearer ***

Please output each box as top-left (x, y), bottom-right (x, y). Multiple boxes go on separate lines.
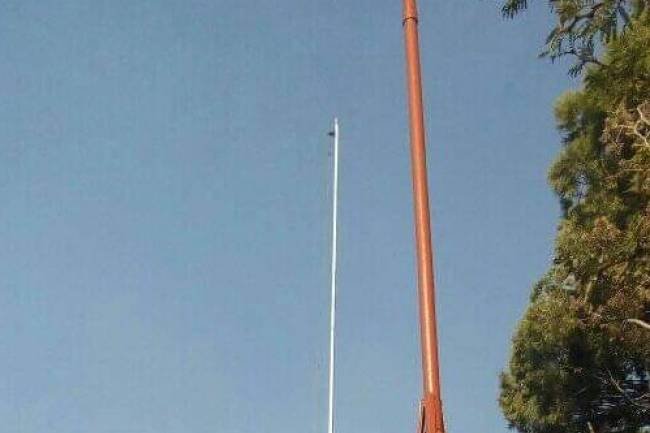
top-left (624, 318), bottom-right (650, 331)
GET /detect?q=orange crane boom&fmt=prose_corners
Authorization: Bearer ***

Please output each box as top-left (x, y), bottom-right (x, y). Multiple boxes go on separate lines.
top-left (402, 1), bottom-right (445, 433)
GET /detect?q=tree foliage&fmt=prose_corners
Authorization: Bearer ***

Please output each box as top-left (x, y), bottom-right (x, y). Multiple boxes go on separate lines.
top-left (501, 0), bottom-right (649, 75)
top-left (499, 8), bottom-right (650, 433)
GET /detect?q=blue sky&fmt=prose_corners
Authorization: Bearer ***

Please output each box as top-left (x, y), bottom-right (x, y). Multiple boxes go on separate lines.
top-left (0, 1), bottom-right (573, 432)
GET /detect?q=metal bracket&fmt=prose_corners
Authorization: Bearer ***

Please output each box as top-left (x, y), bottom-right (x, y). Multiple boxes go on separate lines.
top-left (418, 398), bottom-right (445, 433)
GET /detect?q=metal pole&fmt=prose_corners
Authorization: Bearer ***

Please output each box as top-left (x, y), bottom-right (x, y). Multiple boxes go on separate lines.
top-left (327, 117), bottom-right (340, 433)
top-left (401, 2), bottom-right (445, 433)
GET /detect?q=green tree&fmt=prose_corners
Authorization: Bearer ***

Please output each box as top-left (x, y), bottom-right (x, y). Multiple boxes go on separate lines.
top-left (501, 0), bottom-right (648, 75)
top-left (499, 6), bottom-right (650, 433)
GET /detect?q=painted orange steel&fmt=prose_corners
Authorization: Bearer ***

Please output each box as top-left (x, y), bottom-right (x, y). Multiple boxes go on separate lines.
top-left (402, 1), bottom-right (445, 433)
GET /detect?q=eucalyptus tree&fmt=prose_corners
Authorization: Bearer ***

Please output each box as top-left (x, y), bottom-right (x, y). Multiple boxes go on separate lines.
top-left (498, 4), bottom-right (650, 433)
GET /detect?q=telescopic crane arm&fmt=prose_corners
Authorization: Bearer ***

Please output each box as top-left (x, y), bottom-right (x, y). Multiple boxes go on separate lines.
top-left (401, 1), bottom-right (445, 433)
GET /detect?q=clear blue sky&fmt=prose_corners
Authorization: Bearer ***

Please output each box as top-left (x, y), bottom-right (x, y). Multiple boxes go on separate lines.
top-left (0, 1), bottom-right (573, 432)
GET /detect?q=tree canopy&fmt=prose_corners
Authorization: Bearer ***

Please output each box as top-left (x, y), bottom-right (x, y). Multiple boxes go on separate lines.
top-left (501, 0), bottom-right (649, 75)
top-left (499, 4), bottom-right (650, 433)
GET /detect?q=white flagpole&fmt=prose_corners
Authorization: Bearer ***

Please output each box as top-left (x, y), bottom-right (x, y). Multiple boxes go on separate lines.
top-left (327, 117), bottom-right (339, 433)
